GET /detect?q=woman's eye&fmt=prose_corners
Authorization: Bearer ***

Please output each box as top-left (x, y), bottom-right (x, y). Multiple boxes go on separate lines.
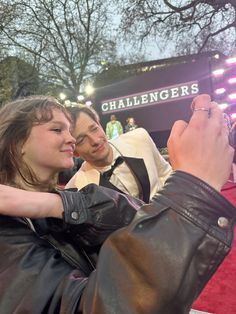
top-left (52, 128), bottom-right (62, 133)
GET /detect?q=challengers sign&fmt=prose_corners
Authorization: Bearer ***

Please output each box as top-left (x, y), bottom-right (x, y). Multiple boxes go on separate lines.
top-left (101, 81), bottom-right (199, 113)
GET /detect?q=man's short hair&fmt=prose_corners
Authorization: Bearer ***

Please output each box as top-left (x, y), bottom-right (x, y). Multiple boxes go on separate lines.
top-left (67, 104), bottom-right (100, 126)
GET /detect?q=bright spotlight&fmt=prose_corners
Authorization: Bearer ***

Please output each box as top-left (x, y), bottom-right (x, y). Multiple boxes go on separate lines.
top-left (85, 100), bottom-right (92, 106)
top-left (64, 100), bottom-right (71, 106)
top-left (214, 54), bottom-right (220, 59)
top-left (85, 84), bottom-right (94, 96)
top-left (228, 77), bottom-right (236, 84)
top-left (219, 103), bottom-right (229, 110)
top-left (228, 93), bottom-right (236, 100)
top-left (59, 92), bottom-right (66, 100)
top-left (226, 57), bottom-right (236, 65)
top-left (215, 88), bottom-right (226, 95)
top-left (77, 94), bottom-right (85, 102)
top-left (231, 113), bottom-right (236, 119)
top-left (212, 68), bottom-right (225, 76)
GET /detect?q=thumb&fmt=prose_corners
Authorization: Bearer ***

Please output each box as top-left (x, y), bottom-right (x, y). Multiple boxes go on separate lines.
top-left (169, 120), bottom-right (188, 139)
top-left (167, 120), bottom-right (188, 151)
top-left (167, 120), bottom-right (189, 168)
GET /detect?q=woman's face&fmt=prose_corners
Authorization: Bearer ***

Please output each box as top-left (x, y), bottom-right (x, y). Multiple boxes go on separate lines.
top-left (21, 108), bottom-right (76, 181)
top-left (129, 118), bottom-right (134, 125)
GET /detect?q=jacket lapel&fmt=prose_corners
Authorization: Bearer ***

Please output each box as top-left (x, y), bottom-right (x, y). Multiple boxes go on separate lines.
top-left (99, 156), bottom-right (151, 203)
top-left (122, 157), bottom-right (150, 203)
top-left (99, 174), bottom-right (125, 194)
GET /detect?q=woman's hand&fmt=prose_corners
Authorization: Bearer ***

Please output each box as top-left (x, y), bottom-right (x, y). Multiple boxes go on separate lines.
top-left (168, 94), bottom-right (234, 191)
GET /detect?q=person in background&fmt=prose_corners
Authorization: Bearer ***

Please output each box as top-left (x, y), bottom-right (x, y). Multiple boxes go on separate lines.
top-left (65, 105), bottom-right (172, 202)
top-left (105, 114), bottom-right (123, 139)
top-left (0, 94), bottom-right (234, 313)
top-left (125, 116), bottom-right (138, 133)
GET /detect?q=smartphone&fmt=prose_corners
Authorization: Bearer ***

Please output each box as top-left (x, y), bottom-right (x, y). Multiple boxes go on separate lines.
top-left (228, 122), bottom-right (236, 163)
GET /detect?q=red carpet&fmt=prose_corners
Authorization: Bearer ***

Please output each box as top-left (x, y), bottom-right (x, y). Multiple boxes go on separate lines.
top-left (192, 179), bottom-right (236, 314)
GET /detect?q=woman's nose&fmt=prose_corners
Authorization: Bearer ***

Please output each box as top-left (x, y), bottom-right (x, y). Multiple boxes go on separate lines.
top-left (66, 131), bottom-right (76, 144)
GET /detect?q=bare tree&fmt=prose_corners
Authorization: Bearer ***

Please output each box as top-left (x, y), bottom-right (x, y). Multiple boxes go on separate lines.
top-left (0, 0), bottom-right (118, 98)
top-left (117, 0), bottom-right (236, 56)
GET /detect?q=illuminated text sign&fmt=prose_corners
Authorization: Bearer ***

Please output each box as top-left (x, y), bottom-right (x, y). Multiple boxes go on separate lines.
top-left (101, 81), bottom-right (199, 113)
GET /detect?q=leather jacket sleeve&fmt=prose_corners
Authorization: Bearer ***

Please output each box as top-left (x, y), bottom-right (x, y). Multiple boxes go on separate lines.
top-left (55, 184), bottom-right (143, 247)
top-left (0, 171), bottom-right (235, 314)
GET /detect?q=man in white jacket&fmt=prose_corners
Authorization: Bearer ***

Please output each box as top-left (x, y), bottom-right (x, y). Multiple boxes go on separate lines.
top-left (65, 105), bottom-right (172, 202)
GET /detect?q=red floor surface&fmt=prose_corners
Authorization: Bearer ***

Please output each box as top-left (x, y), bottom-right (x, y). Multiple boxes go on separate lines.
top-left (192, 179), bottom-right (236, 314)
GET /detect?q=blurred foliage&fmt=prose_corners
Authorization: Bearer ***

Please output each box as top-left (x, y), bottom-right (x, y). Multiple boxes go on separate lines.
top-left (0, 0), bottom-right (121, 99)
top-left (1, 0), bottom-right (236, 103)
top-left (116, 0), bottom-right (236, 56)
top-left (0, 56), bottom-right (39, 105)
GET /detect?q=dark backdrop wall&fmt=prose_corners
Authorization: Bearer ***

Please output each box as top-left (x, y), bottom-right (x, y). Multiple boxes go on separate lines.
top-left (94, 54), bottom-right (215, 147)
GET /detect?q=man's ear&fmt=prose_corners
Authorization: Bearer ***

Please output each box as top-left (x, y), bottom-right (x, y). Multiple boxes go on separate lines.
top-left (73, 151), bottom-right (80, 157)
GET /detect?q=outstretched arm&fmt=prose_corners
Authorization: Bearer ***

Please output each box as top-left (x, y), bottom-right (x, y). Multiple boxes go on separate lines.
top-left (0, 185), bottom-right (64, 218)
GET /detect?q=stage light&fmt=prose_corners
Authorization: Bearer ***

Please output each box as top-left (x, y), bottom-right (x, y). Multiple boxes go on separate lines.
top-left (64, 100), bottom-right (71, 106)
top-left (215, 87), bottom-right (226, 95)
top-left (59, 92), bottom-right (66, 100)
top-left (231, 113), bottom-right (236, 119)
top-left (77, 94), bottom-right (85, 101)
top-left (219, 103), bottom-right (229, 110)
top-left (85, 84), bottom-right (94, 96)
top-left (85, 100), bottom-right (92, 106)
top-left (226, 57), bottom-right (236, 65)
top-left (228, 77), bottom-right (236, 84)
top-left (212, 68), bottom-right (225, 76)
top-left (212, 55), bottom-right (236, 115)
top-left (228, 93), bottom-right (236, 100)
top-left (213, 53), bottom-right (220, 59)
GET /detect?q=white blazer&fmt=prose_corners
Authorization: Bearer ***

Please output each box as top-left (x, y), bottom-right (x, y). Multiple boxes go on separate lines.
top-left (66, 128), bottom-right (172, 200)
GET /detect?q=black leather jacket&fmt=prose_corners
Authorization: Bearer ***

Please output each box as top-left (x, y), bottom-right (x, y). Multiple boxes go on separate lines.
top-left (0, 171), bottom-right (235, 314)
